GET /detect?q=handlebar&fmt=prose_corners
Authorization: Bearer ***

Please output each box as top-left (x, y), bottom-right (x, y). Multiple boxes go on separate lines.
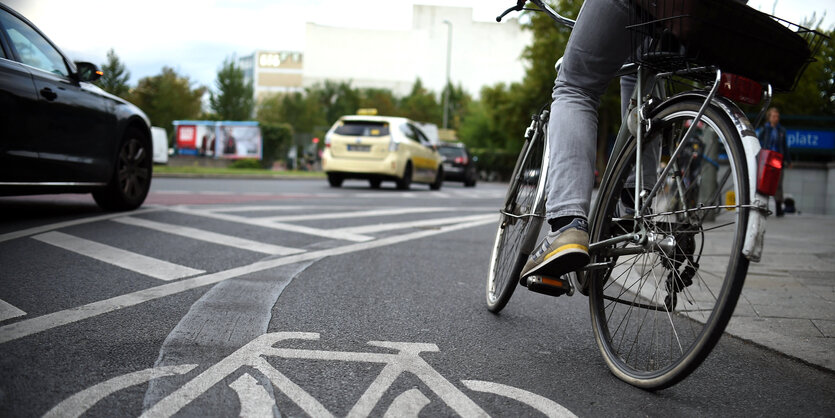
top-left (496, 0), bottom-right (575, 28)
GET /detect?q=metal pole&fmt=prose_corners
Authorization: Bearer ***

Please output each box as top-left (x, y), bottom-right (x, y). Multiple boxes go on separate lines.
top-left (442, 20), bottom-right (452, 130)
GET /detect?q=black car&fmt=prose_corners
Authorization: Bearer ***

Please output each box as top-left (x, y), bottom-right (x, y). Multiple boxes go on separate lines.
top-left (438, 143), bottom-right (477, 187)
top-left (0, 4), bottom-right (153, 211)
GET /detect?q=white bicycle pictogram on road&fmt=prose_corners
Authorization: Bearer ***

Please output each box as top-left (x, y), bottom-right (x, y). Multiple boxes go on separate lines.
top-left (45, 332), bottom-right (577, 417)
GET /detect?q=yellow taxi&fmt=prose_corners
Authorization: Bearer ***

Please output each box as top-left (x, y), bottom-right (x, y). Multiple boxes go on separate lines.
top-left (322, 115), bottom-right (444, 190)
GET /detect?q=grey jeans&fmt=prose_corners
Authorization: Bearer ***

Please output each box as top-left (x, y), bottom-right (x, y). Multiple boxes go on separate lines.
top-left (545, 0), bottom-right (634, 220)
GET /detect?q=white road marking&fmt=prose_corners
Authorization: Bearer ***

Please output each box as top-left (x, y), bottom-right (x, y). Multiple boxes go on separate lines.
top-left (336, 214), bottom-right (497, 235)
top-left (0, 207), bottom-right (162, 244)
top-left (170, 207), bottom-right (374, 242)
top-left (461, 380), bottom-right (578, 418)
top-left (113, 217), bottom-right (304, 256)
top-left (229, 373), bottom-right (279, 418)
top-left (32, 231), bottom-right (204, 281)
top-left (256, 207), bottom-right (454, 222)
top-left (0, 299), bottom-right (26, 322)
top-left (198, 191), bottom-right (235, 195)
top-left (0, 217), bottom-right (495, 344)
top-left (42, 364), bottom-right (197, 418)
top-left (384, 388), bottom-right (430, 418)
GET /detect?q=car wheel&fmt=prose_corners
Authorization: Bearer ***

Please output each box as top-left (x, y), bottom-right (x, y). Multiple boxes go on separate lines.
top-left (327, 173), bottom-right (343, 187)
top-left (396, 162), bottom-right (412, 190)
top-left (369, 179), bottom-right (382, 189)
top-left (92, 127), bottom-right (152, 211)
top-left (430, 166), bottom-right (443, 190)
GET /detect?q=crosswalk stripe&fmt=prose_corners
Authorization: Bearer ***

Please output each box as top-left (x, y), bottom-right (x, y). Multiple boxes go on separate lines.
top-left (170, 208), bottom-right (374, 242)
top-left (32, 232), bottom-right (205, 281)
top-left (0, 299), bottom-right (26, 322)
top-left (256, 207), bottom-right (453, 223)
top-left (113, 217), bottom-right (305, 256)
top-left (336, 214), bottom-right (498, 235)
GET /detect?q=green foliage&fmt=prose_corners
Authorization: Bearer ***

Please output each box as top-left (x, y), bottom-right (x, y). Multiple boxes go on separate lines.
top-left (308, 80), bottom-right (361, 126)
top-left (128, 67), bottom-right (206, 136)
top-left (770, 26), bottom-right (835, 119)
top-left (469, 148), bottom-right (519, 181)
top-left (228, 158), bottom-right (262, 169)
top-left (358, 88), bottom-right (401, 116)
top-left (260, 122), bottom-right (294, 168)
top-left (210, 57), bottom-right (255, 120)
top-left (399, 78), bottom-right (442, 125)
top-left (95, 48), bottom-right (131, 99)
top-left (441, 82), bottom-right (472, 130)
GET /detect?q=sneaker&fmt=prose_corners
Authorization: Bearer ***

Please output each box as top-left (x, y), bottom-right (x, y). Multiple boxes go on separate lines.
top-left (520, 218), bottom-right (590, 279)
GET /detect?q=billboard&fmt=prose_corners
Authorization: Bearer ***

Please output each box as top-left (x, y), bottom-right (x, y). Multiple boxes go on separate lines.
top-left (173, 121), bottom-right (262, 159)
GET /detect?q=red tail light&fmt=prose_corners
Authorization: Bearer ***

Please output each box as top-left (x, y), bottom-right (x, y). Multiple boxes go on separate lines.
top-left (454, 156), bottom-right (468, 165)
top-left (757, 149), bottom-right (783, 196)
top-left (718, 73), bottom-right (762, 105)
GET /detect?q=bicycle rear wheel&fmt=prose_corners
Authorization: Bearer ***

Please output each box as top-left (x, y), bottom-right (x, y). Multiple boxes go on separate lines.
top-left (588, 98), bottom-right (750, 389)
top-left (486, 122), bottom-right (547, 313)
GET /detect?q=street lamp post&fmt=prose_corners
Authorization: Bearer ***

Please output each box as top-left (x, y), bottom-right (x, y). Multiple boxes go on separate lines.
top-left (442, 19), bottom-right (452, 130)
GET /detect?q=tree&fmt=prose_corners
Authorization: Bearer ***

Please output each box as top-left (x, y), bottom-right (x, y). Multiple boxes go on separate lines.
top-left (440, 82), bottom-right (472, 130)
top-left (129, 67), bottom-right (206, 135)
top-left (307, 80), bottom-right (361, 126)
top-left (770, 25), bottom-right (834, 118)
top-left (210, 57), bottom-right (255, 120)
top-left (358, 88), bottom-right (400, 116)
top-left (95, 48), bottom-right (131, 99)
top-left (399, 78), bottom-right (442, 125)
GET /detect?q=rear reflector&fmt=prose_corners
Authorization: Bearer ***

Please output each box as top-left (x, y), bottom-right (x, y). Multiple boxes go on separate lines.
top-left (757, 149), bottom-right (783, 196)
top-left (718, 73), bottom-right (762, 105)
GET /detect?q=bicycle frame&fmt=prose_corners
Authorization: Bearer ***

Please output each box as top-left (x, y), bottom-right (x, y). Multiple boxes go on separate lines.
top-left (524, 0), bottom-right (770, 263)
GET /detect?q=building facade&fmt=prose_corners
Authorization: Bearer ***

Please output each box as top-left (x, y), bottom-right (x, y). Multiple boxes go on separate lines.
top-left (241, 5), bottom-right (531, 101)
top-left (240, 50), bottom-right (305, 101)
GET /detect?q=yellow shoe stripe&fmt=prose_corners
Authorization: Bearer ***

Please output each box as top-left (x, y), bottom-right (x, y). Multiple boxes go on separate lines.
top-left (545, 244), bottom-right (588, 260)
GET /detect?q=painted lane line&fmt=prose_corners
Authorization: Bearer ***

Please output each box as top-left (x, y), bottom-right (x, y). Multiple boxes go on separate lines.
top-left (336, 214), bottom-right (497, 235)
top-left (384, 388), bottom-right (430, 418)
top-left (229, 373), bottom-right (279, 418)
top-left (0, 299), bottom-right (26, 322)
top-left (0, 217), bottom-right (496, 344)
top-left (0, 207), bottom-right (163, 244)
top-left (113, 217), bottom-right (304, 256)
top-left (255, 207), bottom-right (456, 223)
top-left (461, 380), bottom-right (578, 418)
top-left (198, 191), bottom-right (235, 195)
top-left (169, 207), bottom-right (373, 242)
top-left (42, 364), bottom-right (198, 418)
top-left (32, 231), bottom-right (205, 281)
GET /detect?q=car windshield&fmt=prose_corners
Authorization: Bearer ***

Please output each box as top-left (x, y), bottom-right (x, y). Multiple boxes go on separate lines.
top-left (438, 147), bottom-right (466, 158)
top-left (334, 121), bottom-right (390, 137)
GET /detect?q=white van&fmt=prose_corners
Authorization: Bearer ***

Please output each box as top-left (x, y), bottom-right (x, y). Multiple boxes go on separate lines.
top-left (151, 127), bottom-right (169, 164)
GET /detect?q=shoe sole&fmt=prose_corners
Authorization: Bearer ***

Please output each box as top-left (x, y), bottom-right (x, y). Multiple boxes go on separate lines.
top-left (522, 247), bottom-right (590, 279)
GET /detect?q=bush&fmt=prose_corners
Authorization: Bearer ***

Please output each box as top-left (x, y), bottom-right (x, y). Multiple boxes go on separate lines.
top-left (229, 158), bottom-right (262, 169)
top-left (470, 148), bottom-right (518, 182)
top-left (261, 122), bottom-right (294, 168)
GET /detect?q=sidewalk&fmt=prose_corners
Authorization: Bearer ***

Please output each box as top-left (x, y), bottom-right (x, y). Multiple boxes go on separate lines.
top-left (724, 214), bottom-right (835, 371)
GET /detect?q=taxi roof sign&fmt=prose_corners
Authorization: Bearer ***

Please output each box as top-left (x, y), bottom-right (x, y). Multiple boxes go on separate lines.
top-left (356, 108), bottom-right (378, 115)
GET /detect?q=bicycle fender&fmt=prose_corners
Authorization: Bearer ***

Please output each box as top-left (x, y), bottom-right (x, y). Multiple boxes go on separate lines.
top-left (653, 92), bottom-right (768, 262)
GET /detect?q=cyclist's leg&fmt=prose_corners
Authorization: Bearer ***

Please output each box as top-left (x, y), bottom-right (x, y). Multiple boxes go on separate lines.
top-left (522, 0), bottom-right (634, 279)
top-left (545, 0), bottom-right (633, 221)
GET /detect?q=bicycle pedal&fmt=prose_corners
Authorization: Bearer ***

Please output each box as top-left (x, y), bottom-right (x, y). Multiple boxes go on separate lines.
top-left (526, 275), bottom-right (574, 297)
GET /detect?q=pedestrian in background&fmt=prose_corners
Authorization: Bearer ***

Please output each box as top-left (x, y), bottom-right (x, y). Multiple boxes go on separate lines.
top-left (757, 107), bottom-right (791, 216)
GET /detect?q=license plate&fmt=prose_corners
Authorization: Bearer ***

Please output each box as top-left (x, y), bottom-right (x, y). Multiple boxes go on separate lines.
top-left (347, 145), bottom-right (371, 152)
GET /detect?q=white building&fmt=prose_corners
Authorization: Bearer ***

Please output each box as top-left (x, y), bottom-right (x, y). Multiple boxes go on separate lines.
top-left (244, 5), bottom-right (531, 100)
top-left (304, 5), bottom-right (531, 97)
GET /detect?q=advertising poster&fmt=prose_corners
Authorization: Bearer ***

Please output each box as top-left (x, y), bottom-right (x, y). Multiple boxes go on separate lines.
top-left (173, 121), bottom-right (261, 159)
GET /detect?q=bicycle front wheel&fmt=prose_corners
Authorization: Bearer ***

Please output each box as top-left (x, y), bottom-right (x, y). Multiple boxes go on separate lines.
top-left (486, 127), bottom-right (547, 313)
top-left (588, 98), bottom-right (750, 389)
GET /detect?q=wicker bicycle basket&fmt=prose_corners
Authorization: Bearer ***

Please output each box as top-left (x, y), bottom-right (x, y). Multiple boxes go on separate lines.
top-left (627, 0), bottom-right (827, 91)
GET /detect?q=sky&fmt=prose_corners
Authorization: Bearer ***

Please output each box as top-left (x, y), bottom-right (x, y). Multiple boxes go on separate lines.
top-left (5, 0), bottom-right (833, 94)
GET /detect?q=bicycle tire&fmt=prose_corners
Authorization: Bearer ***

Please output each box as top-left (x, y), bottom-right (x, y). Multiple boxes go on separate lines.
top-left (485, 121), bottom-right (547, 313)
top-left (587, 98), bottom-right (750, 389)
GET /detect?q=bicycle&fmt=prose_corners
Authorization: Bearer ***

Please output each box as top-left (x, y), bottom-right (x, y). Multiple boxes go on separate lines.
top-left (486, 0), bottom-right (826, 390)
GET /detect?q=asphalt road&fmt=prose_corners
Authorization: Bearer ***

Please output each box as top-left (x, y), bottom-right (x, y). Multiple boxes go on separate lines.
top-left (1, 177), bottom-right (833, 417)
